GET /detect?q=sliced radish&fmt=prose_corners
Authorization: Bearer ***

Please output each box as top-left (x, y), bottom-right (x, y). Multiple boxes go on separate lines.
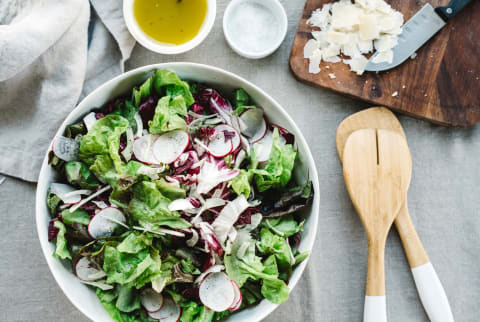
top-left (140, 289), bottom-right (164, 313)
top-left (229, 280), bottom-right (242, 311)
top-left (199, 272), bottom-right (236, 312)
top-left (50, 183), bottom-right (82, 204)
top-left (253, 130), bottom-right (274, 163)
top-left (83, 112), bottom-right (97, 131)
top-left (53, 136), bottom-right (79, 161)
top-left (148, 296), bottom-right (181, 322)
top-left (152, 130), bottom-right (190, 164)
top-left (239, 108), bottom-right (267, 142)
top-left (88, 207), bottom-right (126, 239)
top-left (133, 134), bottom-right (160, 164)
top-left (206, 131), bottom-right (233, 158)
top-left (214, 124), bottom-right (241, 152)
top-left (75, 257), bottom-right (106, 281)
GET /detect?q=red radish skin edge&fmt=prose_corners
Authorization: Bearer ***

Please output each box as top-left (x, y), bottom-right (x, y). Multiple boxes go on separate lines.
top-left (228, 280), bottom-right (242, 311)
top-left (214, 124), bottom-right (241, 151)
top-left (152, 131), bottom-right (190, 164)
top-left (87, 207), bottom-right (126, 239)
top-left (140, 289), bottom-right (164, 313)
top-left (147, 297), bottom-right (181, 321)
top-left (206, 140), bottom-right (233, 158)
top-left (199, 273), bottom-right (236, 312)
top-left (250, 118), bottom-right (268, 144)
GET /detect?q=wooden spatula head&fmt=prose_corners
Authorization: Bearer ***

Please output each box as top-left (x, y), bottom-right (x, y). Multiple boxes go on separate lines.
top-left (343, 128), bottom-right (412, 241)
top-left (336, 107), bottom-right (405, 161)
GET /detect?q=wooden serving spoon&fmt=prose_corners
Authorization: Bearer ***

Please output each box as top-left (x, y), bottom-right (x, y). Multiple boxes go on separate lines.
top-left (343, 129), bottom-right (412, 322)
top-left (337, 107), bottom-right (454, 322)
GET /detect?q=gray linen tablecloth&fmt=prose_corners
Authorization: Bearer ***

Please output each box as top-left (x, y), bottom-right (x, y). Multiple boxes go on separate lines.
top-left (1, 1), bottom-right (479, 321)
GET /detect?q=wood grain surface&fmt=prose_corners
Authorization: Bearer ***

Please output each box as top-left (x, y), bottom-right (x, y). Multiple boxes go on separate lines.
top-left (290, 0), bottom-right (480, 127)
top-left (336, 107), bottom-right (429, 269)
top-left (343, 129), bottom-right (412, 295)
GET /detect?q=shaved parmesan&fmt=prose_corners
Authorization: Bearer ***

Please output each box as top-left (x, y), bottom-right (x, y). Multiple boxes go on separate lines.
top-left (305, 0), bottom-right (404, 75)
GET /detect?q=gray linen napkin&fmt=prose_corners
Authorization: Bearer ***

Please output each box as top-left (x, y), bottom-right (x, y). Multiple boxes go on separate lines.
top-left (0, 0), bottom-right (136, 182)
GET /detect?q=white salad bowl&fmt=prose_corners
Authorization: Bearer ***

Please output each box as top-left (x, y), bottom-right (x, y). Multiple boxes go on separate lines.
top-left (35, 63), bottom-right (320, 322)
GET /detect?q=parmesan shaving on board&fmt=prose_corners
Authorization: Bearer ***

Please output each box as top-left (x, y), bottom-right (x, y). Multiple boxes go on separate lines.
top-left (304, 0), bottom-right (403, 75)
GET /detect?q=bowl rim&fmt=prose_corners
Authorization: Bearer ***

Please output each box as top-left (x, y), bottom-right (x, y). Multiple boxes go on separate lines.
top-left (35, 62), bottom-right (320, 322)
top-left (223, 0), bottom-right (288, 59)
top-left (123, 0), bottom-right (216, 55)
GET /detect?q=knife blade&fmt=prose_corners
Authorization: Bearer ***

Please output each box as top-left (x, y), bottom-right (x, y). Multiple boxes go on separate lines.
top-left (364, 0), bottom-right (471, 72)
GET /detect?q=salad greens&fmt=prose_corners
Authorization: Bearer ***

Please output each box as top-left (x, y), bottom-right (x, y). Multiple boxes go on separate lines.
top-left (47, 69), bottom-right (314, 322)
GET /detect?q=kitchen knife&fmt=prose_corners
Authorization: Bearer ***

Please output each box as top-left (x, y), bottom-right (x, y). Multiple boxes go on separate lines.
top-left (364, 0), bottom-right (472, 72)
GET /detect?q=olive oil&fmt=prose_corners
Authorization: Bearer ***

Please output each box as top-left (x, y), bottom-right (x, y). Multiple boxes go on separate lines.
top-left (133, 0), bottom-right (207, 45)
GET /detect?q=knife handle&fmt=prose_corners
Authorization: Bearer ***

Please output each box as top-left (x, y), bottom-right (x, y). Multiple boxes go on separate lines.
top-left (436, 0), bottom-right (472, 21)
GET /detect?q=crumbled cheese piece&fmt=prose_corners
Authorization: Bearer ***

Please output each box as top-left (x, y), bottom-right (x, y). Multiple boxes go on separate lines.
top-left (392, 91), bottom-right (398, 97)
top-left (328, 73), bottom-right (337, 79)
top-left (402, 85), bottom-right (406, 89)
top-left (305, 0), bottom-right (404, 75)
top-left (410, 53), bottom-right (417, 59)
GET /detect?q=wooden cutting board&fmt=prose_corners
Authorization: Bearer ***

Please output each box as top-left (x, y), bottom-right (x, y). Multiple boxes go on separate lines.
top-left (290, 0), bottom-right (480, 127)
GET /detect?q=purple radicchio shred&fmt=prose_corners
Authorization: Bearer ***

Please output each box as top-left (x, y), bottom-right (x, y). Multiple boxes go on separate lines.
top-left (195, 126), bottom-right (216, 139)
top-left (198, 88), bottom-right (232, 114)
top-left (181, 287), bottom-right (200, 300)
top-left (190, 103), bottom-right (205, 114)
top-left (81, 202), bottom-right (97, 217)
top-left (272, 124), bottom-right (295, 145)
top-left (223, 130), bottom-right (236, 142)
top-left (138, 96), bottom-right (156, 127)
top-left (118, 135), bottom-right (127, 154)
top-left (102, 97), bottom-right (126, 114)
top-left (48, 217), bottom-right (60, 241)
top-left (235, 207), bottom-right (260, 225)
top-left (95, 112), bottom-right (106, 120)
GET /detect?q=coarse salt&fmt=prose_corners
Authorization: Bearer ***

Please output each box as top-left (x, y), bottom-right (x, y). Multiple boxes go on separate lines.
top-left (226, 2), bottom-right (281, 54)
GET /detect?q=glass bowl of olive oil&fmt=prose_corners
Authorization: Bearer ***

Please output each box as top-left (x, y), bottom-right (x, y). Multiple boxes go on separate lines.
top-left (123, 0), bottom-right (216, 54)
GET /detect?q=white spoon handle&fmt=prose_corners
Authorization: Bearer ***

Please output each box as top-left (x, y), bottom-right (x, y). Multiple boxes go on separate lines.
top-left (364, 296), bottom-right (387, 322)
top-left (412, 262), bottom-right (454, 322)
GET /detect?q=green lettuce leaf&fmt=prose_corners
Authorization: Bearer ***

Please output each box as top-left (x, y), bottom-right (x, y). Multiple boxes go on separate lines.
top-left (181, 258), bottom-right (200, 275)
top-left (154, 178), bottom-right (186, 200)
top-left (97, 288), bottom-right (155, 322)
top-left (61, 208), bottom-right (90, 226)
top-left (53, 221), bottom-right (71, 260)
top-left (148, 96), bottom-right (187, 134)
top-left (117, 232), bottom-right (152, 254)
top-left (132, 76), bottom-right (153, 107)
top-left (103, 246), bottom-right (160, 288)
top-left (263, 215), bottom-right (303, 238)
top-left (154, 69), bottom-right (194, 106)
top-left (79, 115), bottom-right (130, 173)
top-left (128, 181), bottom-right (190, 229)
top-left (255, 128), bottom-right (297, 192)
top-left (115, 285), bottom-right (141, 313)
top-left (111, 100), bottom-right (138, 133)
top-left (47, 190), bottom-right (61, 217)
top-left (257, 228), bottom-right (292, 268)
top-left (294, 250), bottom-right (311, 265)
top-left (64, 161), bottom-right (100, 189)
top-left (231, 169), bottom-right (252, 198)
top-left (235, 88), bottom-right (250, 107)
top-left (261, 278), bottom-right (289, 304)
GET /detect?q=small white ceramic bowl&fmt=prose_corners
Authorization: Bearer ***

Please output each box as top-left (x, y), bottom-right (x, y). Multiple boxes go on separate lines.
top-left (35, 63), bottom-right (320, 322)
top-left (123, 0), bottom-right (216, 55)
top-left (223, 0), bottom-right (288, 59)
